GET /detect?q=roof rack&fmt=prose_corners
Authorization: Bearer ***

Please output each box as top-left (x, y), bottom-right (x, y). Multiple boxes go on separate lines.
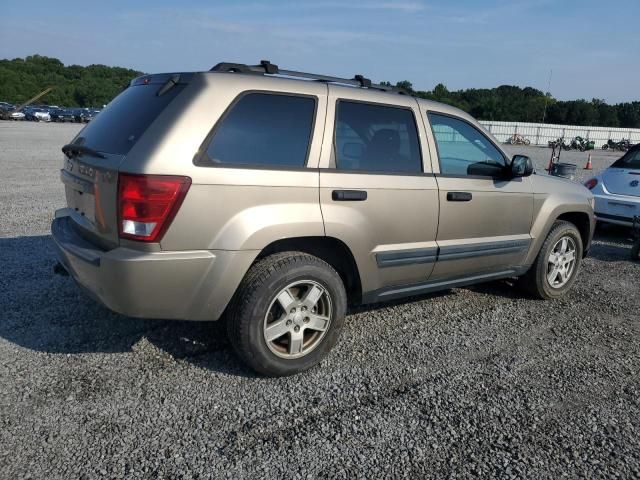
top-left (210, 60), bottom-right (405, 94)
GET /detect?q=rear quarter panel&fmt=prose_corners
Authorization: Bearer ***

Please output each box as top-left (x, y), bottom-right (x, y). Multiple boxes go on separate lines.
top-left (135, 73), bottom-right (330, 252)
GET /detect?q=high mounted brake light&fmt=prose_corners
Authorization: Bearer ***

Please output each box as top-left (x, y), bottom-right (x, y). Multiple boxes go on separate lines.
top-left (118, 173), bottom-right (191, 242)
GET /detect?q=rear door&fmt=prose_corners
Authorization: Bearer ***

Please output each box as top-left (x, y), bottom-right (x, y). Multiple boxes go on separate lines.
top-left (424, 111), bottom-right (534, 280)
top-left (319, 87), bottom-right (439, 298)
top-left (60, 74), bottom-right (190, 248)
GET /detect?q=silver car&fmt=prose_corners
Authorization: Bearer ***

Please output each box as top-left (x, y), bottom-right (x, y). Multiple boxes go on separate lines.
top-left (52, 61), bottom-right (595, 376)
top-left (585, 144), bottom-right (640, 226)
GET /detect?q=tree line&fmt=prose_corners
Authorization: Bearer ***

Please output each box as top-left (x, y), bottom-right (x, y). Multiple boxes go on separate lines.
top-left (0, 55), bottom-right (141, 108)
top-left (1, 55), bottom-right (638, 128)
top-left (385, 81), bottom-right (640, 129)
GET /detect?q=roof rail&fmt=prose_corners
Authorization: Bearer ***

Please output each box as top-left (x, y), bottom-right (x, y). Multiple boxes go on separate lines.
top-left (210, 60), bottom-right (405, 94)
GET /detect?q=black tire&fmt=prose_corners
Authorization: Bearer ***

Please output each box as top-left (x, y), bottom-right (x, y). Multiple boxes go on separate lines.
top-left (519, 220), bottom-right (583, 299)
top-left (227, 252), bottom-right (347, 376)
top-left (632, 242), bottom-right (640, 261)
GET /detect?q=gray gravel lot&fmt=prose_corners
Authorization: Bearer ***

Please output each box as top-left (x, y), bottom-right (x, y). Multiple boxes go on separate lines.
top-left (1, 121), bottom-right (639, 479)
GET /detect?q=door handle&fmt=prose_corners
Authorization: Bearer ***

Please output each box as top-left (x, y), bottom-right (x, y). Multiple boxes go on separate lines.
top-left (447, 192), bottom-right (472, 202)
top-left (332, 190), bottom-right (367, 201)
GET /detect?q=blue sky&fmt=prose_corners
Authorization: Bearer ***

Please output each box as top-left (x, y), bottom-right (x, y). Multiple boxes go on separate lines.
top-left (1, 0), bottom-right (638, 102)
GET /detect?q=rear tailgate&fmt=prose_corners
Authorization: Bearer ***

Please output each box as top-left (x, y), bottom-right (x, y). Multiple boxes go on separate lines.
top-left (61, 153), bottom-right (124, 248)
top-left (602, 168), bottom-right (640, 197)
top-left (604, 147), bottom-right (640, 197)
top-left (60, 73), bottom-right (191, 247)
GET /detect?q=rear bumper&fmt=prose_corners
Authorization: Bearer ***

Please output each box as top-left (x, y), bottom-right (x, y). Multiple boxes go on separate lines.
top-left (51, 215), bottom-right (257, 321)
top-left (594, 191), bottom-right (640, 227)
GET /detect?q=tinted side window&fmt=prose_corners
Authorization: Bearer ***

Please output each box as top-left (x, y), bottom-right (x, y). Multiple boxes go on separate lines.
top-left (334, 101), bottom-right (422, 173)
top-left (428, 113), bottom-right (506, 176)
top-left (204, 93), bottom-right (316, 168)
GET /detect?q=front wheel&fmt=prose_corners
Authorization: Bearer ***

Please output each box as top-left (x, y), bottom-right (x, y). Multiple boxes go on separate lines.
top-left (227, 252), bottom-right (347, 376)
top-left (519, 220), bottom-right (583, 299)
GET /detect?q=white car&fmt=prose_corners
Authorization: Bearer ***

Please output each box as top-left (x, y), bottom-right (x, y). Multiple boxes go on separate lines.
top-left (585, 144), bottom-right (640, 226)
top-left (10, 111), bottom-right (25, 120)
top-left (25, 108), bottom-right (51, 122)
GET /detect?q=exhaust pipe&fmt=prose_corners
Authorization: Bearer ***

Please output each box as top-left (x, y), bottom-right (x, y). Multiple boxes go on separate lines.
top-left (53, 262), bottom-right (69, 276)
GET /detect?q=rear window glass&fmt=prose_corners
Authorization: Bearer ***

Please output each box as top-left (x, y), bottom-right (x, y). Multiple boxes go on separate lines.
top-left (611, 146), bottom-right (640, 169)
top-left (334, 101), bottom-right (422, 174)
top-left (202, 93), bottom-right (316, 168)
top-left (73, 83), bottom-right (185, 155)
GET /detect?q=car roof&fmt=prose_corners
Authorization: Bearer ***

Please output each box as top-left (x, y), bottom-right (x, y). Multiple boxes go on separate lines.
top-left (135, 61), bottom-right (472, 123)
top-left (191, 68), bottom-right (472, 121)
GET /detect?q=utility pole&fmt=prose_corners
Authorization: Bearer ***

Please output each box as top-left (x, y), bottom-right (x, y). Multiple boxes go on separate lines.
top-left (541, 69), bottom-right (552, 124)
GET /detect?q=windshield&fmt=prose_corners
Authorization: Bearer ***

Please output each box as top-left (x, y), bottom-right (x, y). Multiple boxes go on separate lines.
top-left (73, 82), bottom-right (185, 155)
top-left (611, 146), bottom-right (640, 170)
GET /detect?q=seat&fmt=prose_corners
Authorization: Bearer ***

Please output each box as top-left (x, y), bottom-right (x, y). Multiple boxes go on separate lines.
top-left (363, 129), bottom-right (401, 171)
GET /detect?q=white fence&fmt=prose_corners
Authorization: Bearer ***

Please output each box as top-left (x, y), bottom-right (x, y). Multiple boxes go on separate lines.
top-left (479, 120), bottom-right (640, 147)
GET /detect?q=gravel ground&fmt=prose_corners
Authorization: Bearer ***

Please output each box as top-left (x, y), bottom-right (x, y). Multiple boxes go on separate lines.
top-left (1, 121), bottom-right (639, 479)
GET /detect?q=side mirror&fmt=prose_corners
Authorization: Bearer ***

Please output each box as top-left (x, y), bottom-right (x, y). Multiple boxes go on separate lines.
top-left (511, 155), bottom-right (534, 177)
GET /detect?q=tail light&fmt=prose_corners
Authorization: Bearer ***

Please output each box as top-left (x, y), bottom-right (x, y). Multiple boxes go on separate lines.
top-left (118, 173), bottom-right (191, 242)
top-left (584, 178), bottom-right (598, 190)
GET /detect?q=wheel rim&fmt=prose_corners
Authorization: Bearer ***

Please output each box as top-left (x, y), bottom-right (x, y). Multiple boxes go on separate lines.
top-left (263, 280), bottom-right (332, 359)
top-left (547, 236), bottom-right (577, 288)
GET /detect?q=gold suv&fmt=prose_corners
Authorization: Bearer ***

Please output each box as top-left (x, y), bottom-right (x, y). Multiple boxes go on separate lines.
top-left (52, 61), bottom-right (595, 376)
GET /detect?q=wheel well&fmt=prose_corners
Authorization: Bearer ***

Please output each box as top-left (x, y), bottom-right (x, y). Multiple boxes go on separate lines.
top-left (557, 212), bottom-right (591, 252)
top-left (257, 237), bottom-right (362, 304)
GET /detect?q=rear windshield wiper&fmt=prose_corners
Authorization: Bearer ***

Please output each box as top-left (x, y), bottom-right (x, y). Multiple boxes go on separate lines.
top-left (156, 74), bottom-right (181, 97)
top-left (62, 143), bottom-right (106, 159)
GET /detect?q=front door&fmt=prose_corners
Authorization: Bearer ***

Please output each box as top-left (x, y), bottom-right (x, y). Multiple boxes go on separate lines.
top-left (425, 111), bottom-right (533, 280)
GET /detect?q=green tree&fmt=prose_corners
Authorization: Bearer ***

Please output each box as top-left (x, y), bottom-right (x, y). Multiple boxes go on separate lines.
top-left (0, 55), bottom-right (142, 107)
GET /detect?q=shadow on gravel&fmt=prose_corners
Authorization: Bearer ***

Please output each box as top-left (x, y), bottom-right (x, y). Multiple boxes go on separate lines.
top-left (0, 234), bottom-right (256, 377)
top-left (2, 231), bottom-right (635, 377)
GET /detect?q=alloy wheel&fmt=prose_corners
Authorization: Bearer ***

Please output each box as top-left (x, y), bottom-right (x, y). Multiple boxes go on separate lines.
top-left (547, 236), bottom-right (577, 288)
top-left (263, 280), bottom-right (332, 359)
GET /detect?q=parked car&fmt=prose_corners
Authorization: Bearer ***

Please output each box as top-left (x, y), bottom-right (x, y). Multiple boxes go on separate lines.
top-left (70, 108), bottom-right (95, 123)
top-left (1, 106), bottom-right (25, 120)
top-left (86, 109), bottom-right (101, 121)
top-left (50, 108), bottom-right (76, 122)
top-left (10, 111), bottom-right (25, 120)
top-left (24, 107), bottom-right (51, 122)
top-left (52, 61), bottom-right (595, 376)
top-left (585, 143), bottom-right (640, 227)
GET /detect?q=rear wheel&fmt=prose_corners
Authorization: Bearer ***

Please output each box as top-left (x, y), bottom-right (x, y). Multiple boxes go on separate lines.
top-left (520, 220), bottom-right (583, 299)
top-left (227, 252), bottom-right (347, 376)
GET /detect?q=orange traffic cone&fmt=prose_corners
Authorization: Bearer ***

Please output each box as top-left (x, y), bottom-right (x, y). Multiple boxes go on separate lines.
top-left (584, 154), bottom-right (593, 170)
